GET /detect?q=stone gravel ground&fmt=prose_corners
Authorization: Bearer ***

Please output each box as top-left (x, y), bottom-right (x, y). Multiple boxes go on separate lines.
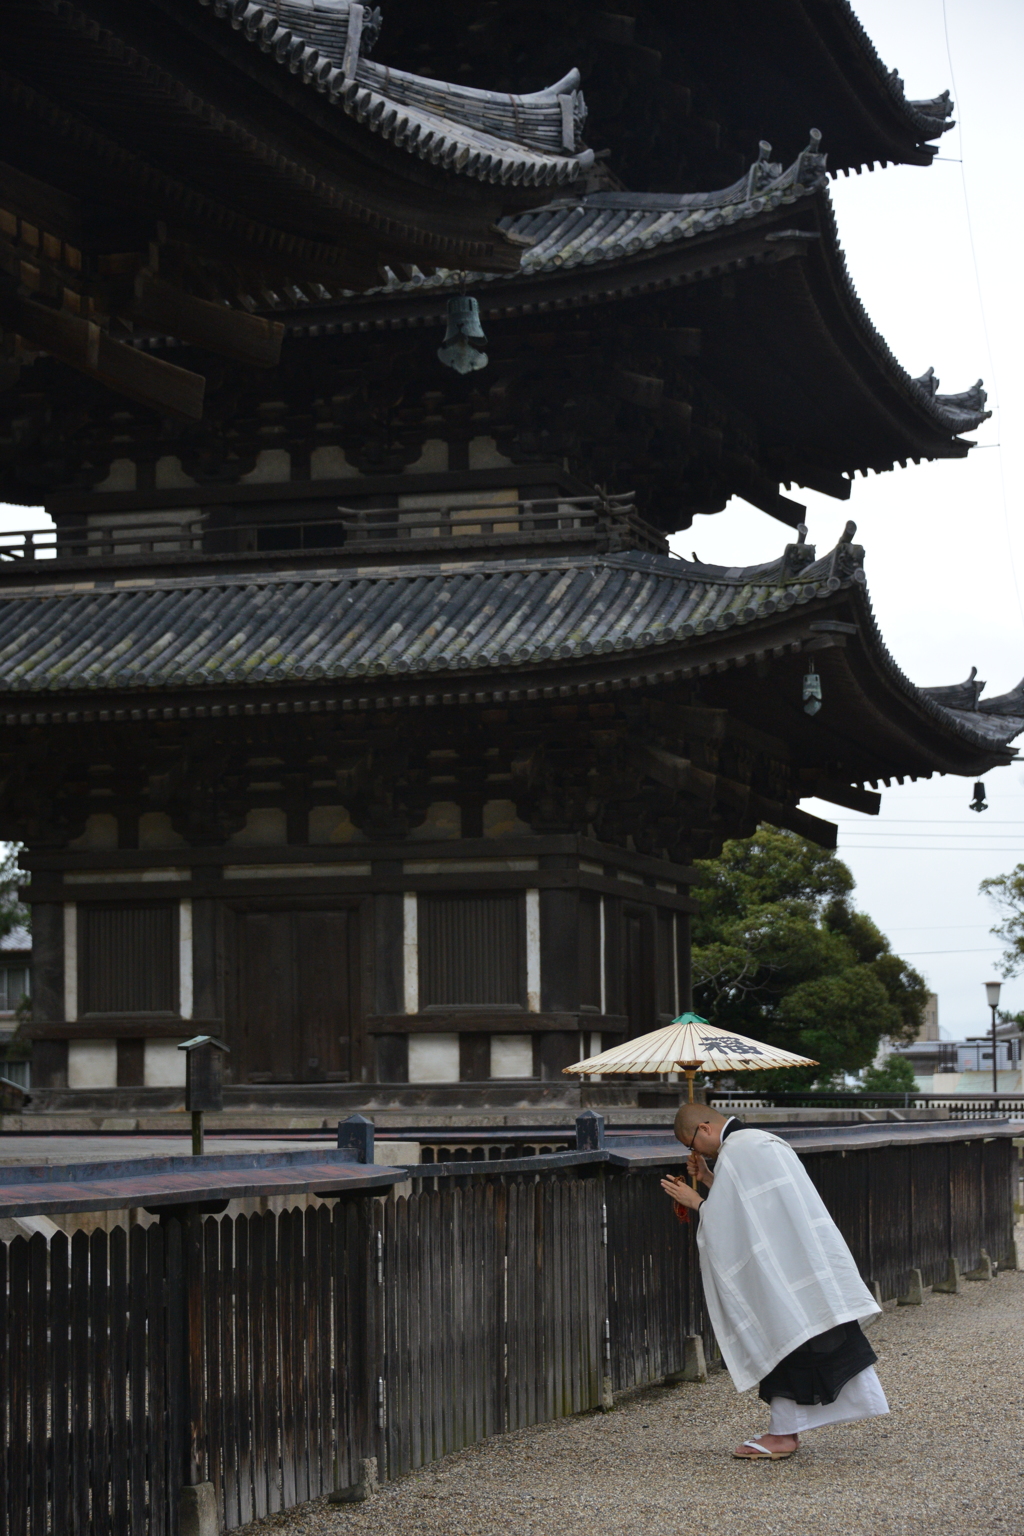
top-left (237, 1251), bottom-right (1024, 1536)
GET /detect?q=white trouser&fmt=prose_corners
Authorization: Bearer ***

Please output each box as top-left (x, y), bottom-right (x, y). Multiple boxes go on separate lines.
top-left (768, 1365), bottom-right (889, 1436)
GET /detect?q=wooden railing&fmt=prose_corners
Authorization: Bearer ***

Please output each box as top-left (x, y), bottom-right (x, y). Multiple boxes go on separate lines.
top-left (0, 493), bottom-right (667, 572)
top-left (709, 1090), bottom-right (1024, 1119)
top-left (0, 1118), bottom-right (1015, 1534)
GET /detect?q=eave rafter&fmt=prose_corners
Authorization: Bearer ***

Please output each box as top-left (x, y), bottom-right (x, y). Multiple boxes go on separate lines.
top-left (245, 138), bottom-right (988, 528)
top-left (0, 0), bottom-right (591, 412)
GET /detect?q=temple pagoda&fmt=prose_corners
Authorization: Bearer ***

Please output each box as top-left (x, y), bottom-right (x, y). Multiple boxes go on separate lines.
top-left (0, 0), bottom-right (1018, 1114)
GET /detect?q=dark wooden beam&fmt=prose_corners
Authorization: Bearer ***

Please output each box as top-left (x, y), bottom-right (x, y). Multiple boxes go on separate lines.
top-left (800, 776), bottom-right (881, 816)
top-left (129, 273), bottom-right (284, 368)
top-left (8, 297), bottom-right (205, 419)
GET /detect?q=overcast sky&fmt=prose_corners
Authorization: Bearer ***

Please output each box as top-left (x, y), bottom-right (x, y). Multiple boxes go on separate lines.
top-left (670, 0), bottom-right (1024, 1036)
top-left (1, 0), bottom-right (1021, 1039)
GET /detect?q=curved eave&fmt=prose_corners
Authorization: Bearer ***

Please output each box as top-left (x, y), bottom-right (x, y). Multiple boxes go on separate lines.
top-left (193, 0), bottom-right (593, 189)
top-left (0, 541), bottom-right (1016, 782)
top-left (263, 175), bottom-right (988, 475)
top-left (370, 0), bottom-right (952, 178)
top-left (814, 587), bottom-right (1022, 778)
top-left (4, 0), bottom-right (587, 284)
top-left (808, 0), bottom-right (955, 163)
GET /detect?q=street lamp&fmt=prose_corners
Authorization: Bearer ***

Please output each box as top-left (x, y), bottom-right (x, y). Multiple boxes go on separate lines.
top-left (985, 981), bottom-right (1002, 1097)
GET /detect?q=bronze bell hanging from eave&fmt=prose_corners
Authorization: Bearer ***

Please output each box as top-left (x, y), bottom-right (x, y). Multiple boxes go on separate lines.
top-left (802, 663), bottom-right (822, 716)
top-left (438, 294), bottom-right (489, 374)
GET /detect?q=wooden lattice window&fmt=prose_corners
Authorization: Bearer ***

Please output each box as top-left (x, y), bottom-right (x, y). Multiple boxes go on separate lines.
top-left (78, 902), bottom-right (178, 1014)
top-left (419, 893), bottom-right (525, 1008)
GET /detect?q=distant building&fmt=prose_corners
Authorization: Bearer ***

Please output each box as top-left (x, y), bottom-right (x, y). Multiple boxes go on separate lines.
top-left (888, 999), bottom-right (1024, 1093)
top-left (920, 993), bottom-right (940, 1041)
top-left (0, 925), bottom-right (30, 1089)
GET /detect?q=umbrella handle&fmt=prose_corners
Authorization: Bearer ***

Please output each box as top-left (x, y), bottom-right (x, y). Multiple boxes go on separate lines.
top-left (682, 1067), bottom-right (699, 1191)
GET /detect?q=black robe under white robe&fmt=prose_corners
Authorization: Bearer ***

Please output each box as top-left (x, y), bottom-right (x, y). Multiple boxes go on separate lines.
top-left (695, 1122), bottom-right (889, 1432)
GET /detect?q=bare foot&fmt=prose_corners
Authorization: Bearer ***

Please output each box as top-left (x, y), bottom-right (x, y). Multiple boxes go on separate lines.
top-left (733, 1433), bottom-right (799, 1459)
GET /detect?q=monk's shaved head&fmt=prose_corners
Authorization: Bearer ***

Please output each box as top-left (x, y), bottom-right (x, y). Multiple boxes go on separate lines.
top-left (674, 1102), bottom-right (728, 1143)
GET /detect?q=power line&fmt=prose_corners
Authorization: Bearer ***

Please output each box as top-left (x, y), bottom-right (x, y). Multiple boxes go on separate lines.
top-left (834, 846), bottom-right (1024, 853)
top-left (886, 924), bottom-right (992, 931)
top-left (899, 947), bottom-right (1002, 956)
top-left (940, 0), bottom-right (1024, 632)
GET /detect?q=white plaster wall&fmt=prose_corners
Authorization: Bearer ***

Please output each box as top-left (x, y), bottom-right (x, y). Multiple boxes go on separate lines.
top-left (69, 813), bottom-right (118, 850)
top-left (310, 445), bottom-right (360, 479)
top-left (404, 438), bottom-right (447, 473)
top-left (526, 889), bottom-right (541, 1012)
top-left (144, 1040), bottom-right (188, 1088)
top-left (229, 808), bottom-right (287, 845)
top-left (308, 805), bottom-right (366, 843)
top-left (63, 902), bottom-right (77, 1022)
top-left (155, 456), bottom-right (198, 489)
top-left (68, 1040), bottom-right (117, 1089)
top-left (93, 458), bottom-right (136, 492)
top-left (490, 1034), bottom-right (534, 1079)
top-left (403, 894), bottom-right (419, 1014)
top-left (408, 1034), bottom-right (460, 1084)
top-left (179, 899), bottom-right (193, 1022)
top-left (468, 436), bottom-right (515, 470)
top-left (240, 449), bottom-right (291, 484)
top-left (483, 799), bottom-right (532, 838)
top-left (397, 485), bottom-right (518, 535)
top-left (139, 812), bottom-right (185, 849)
top-left (407, 801), bottom-right (461, 840)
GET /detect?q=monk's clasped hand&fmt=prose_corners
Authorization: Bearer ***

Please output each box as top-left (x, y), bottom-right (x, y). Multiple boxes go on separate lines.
top-left (660, 1175), bottom-right (702, 1210)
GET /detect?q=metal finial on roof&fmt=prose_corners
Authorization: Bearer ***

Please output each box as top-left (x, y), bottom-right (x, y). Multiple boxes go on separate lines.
top-left (783, 523), bottom-right (815, 577)
top-left (793, 128), bottom-right (826, 189)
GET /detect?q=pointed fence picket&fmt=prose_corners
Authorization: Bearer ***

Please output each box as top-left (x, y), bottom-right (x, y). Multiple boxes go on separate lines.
top-left (0, 1135), bottom-right (1014, 1533)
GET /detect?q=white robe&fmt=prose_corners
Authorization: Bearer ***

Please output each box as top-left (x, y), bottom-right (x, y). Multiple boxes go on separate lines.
top-left (696, 1127), bottom-right (881, 1393)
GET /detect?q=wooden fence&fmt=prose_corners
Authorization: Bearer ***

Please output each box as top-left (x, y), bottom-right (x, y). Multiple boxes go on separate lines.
top-left (0, 1126), bottom-right (1016, 1534)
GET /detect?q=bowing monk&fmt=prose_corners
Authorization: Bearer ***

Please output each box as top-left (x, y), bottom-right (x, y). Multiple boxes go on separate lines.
top-left (661, 1104), bottom-right (888, 1460)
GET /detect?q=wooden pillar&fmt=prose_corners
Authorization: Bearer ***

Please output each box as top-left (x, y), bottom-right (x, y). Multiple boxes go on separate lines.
top-left (538, 873), bottom-right (578, 1079)
top-left (190, 898), bottom-right (222, 1025)
top-left (676, 910), bottom-right (693, 1012)
top-left (29, 901), bottom-right (67, 1088)
top-left (373, 875), bottom-right (405, 1082)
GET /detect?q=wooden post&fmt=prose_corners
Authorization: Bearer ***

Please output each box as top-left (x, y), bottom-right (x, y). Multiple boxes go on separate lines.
top-left (163, 1206), bottom-right (209, 1531)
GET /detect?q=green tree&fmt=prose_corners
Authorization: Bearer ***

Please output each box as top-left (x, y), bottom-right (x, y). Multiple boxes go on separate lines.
top-left (0, 844), bottom-right (28, 940)
top-left (861, 1053), bottom-right (918, 1093)
top-left (980, 865), bottom-right (1024, 975)
top-left (692, 828), bottom-right (927, 1087)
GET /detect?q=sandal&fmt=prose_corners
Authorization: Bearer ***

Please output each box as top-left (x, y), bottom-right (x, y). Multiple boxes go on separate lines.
top-left (733, 1439), bottom-right (797, 1461)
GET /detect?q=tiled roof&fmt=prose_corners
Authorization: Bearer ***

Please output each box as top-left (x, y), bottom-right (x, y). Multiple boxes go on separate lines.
top-left (0, 529), bottom-right (1019, 760)
top-left (923, 670), bottom-right (1024, 740)
top-left (199, 0), bottom-right (593, 186)
top-left (269, 138), bottom-right (989, 442)
top-left (829, 0), bottom-right (955, 142)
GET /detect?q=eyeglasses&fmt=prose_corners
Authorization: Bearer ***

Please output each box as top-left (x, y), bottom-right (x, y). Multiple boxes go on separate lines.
top-left (681, 1125), bottom-right (704, 1150)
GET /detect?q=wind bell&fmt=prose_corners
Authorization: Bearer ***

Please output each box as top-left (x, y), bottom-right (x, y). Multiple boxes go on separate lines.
top-left (802, 661), bottom-right (822, 716)
top-left (438, 294), bottom-right (489, 374)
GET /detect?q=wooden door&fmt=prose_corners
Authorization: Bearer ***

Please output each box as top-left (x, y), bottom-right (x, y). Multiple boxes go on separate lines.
top-left (232, 906), bottom-right (360, 1082)
top-left (622, 906), bottom-right (655, 1043)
